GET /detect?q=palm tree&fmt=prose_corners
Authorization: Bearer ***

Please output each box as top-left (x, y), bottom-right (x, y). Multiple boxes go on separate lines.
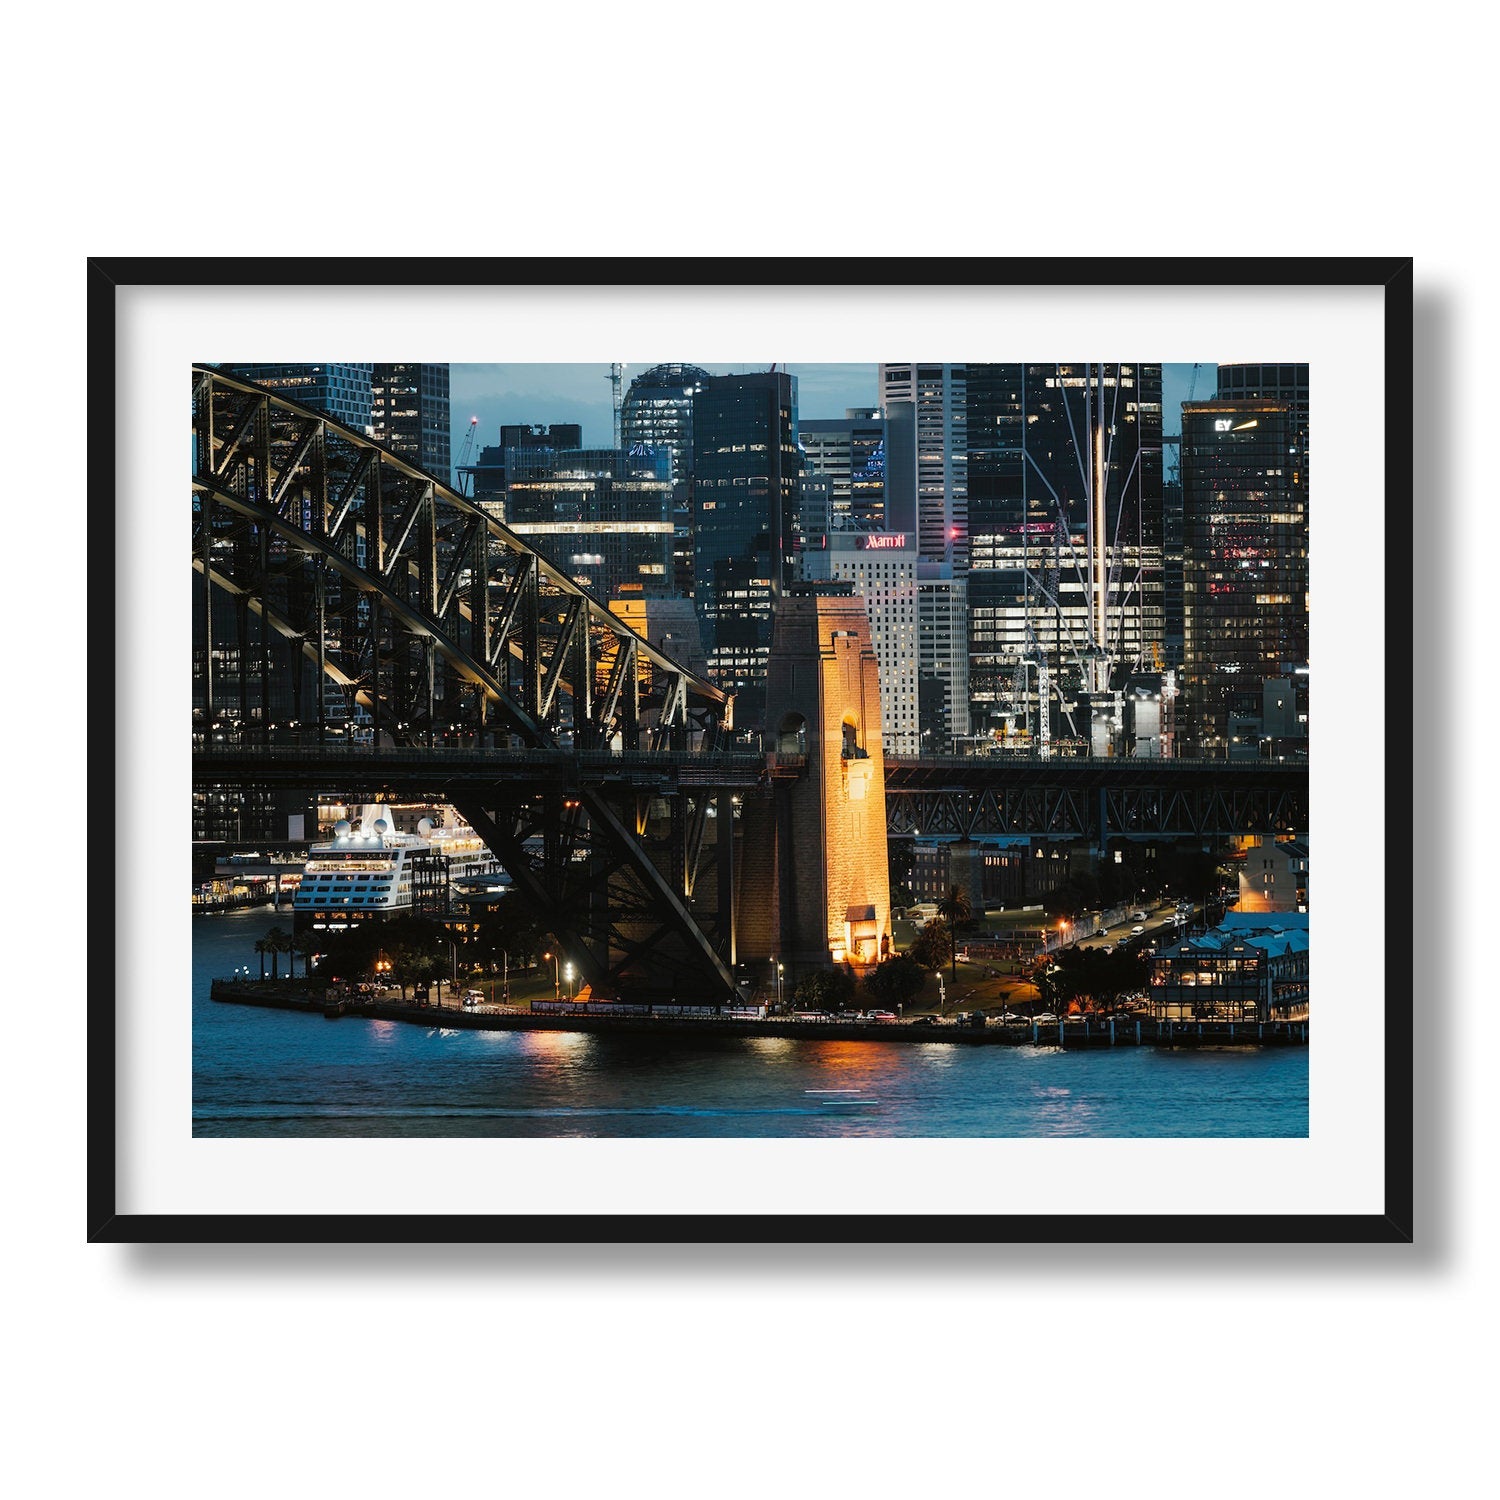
top-left (291, 930), bottom-right (316, 983)
top-left (936, 885), bottom-right (973, 980)
top-left (253, 937), bottom-right (270, 981)
top-left (264, 925), bottom-right (293, 980)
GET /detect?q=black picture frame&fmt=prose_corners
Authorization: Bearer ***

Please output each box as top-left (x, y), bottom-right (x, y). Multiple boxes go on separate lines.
top-left (90, 257), bottom-right (1414, 1245)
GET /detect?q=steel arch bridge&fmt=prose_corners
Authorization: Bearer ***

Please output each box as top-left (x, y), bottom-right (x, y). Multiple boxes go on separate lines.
top-left (192, 367), bottom-right (738, 1001)
top-left (882, 758), bottom-right (1309, 843)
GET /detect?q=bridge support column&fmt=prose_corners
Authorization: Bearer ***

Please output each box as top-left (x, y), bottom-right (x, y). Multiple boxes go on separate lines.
top-left (738, 587), bottom-right (891, 980)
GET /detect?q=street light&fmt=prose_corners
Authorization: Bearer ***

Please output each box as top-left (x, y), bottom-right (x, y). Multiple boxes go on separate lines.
top-left (564, 961), bottom-right (575, 1000)
top-left (543, 950), bottom-right (560, 1000)
top-left (774, 960), bottom-right (784, 1012)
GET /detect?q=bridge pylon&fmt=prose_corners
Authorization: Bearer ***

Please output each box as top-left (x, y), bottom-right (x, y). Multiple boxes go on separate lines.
top-left (738, 586), bottom-right (892, 982)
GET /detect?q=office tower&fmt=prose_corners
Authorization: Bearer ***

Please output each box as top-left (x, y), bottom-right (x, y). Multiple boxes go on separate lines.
top-left (370, 363), bottom-right (450, 480)
top-left (620, 364), bottom-right (711, 598)
top-left (219, 363), bottom-right (373, 432)
top-left (965, 363), bottom-right (1163, 753)
top-left (878, 365), bottom-right (967, 569)
top-left (1181, 397), bottom-right (1309, 756)
top-left (1161, 446), bottom-right (1185, 668)
top-left (500, 445), bottom-right (674, 603)
top-left (798, 406), bottom-right (917, 535)
top-left (1216, 362), bottom-right (1310, 418)
top-left (220, 363), bottom-right (452, 482)
top-left (803, 530), bottom-right (920, 756)
top-left (462, 424), bottom-right (586, 515)
top-left (917, 566), bottom-right (970, 752)
top-left (690, 371), bottom-right (801, 723)
top-left (880, 365), bottom-right (967, 754)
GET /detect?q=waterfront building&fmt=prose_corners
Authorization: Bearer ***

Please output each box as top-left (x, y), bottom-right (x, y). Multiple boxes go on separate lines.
top-left (691, 370), bottom-right (801, 724)
top-left (1180, 397), bottom-right (1308, 755)
top-left (219, 362), bottom-right (373, 432)
top-left (964, 363), bottom-right (1164, 751)
top-left (501, 445), bottom-right (674, 603)
top-left (370, 363), bottom-right (451, 480)
top-left (1237, 836), bottom-right (1309, 913)
top-left (621, 365), bottom-right (711, 598)
top-left (1149, 910), bottom-right (1309, 1021)
top-left (802, 529), bottom-right (920, 756)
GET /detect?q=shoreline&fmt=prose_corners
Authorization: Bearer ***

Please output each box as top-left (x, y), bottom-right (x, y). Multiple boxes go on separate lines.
top-left (209, 980), bottom-right (1308, 1050)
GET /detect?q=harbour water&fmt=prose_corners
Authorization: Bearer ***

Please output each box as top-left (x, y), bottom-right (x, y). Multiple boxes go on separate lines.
top-left (193, 910), bottom-right (1309, 1139)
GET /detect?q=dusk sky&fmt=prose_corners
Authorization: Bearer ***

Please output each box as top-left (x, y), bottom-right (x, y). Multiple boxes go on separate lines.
top-left (450, 362), bottom-right (1205, 462)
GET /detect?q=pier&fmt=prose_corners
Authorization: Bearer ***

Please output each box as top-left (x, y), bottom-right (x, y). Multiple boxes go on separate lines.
top-left (209, 980), bottom-right (1308, 1050)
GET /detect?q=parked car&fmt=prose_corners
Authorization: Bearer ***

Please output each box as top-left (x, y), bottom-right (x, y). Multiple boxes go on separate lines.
top-left (1131, 924), bottom-right (1146, 935)
top-left (869, 1010), bottom-right (897, 1022)
top-left (1034, 1013), bottom-right (1060, 1023)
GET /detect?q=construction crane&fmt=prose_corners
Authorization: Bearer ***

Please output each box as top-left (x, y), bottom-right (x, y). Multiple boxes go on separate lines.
top-left (455, 415), bottom-right (479, 496)
top-left (608, 364), bottom-right (624, 447)
top-left (1187, 361), bottom-right (1206, 403)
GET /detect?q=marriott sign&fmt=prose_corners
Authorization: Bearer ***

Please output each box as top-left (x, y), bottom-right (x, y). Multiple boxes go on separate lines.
top-left (859, 533), bottom-right (909, 550)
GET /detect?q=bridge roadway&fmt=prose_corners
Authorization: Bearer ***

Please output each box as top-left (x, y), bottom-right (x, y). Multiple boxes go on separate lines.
top-left (194, 745), bottom-right (1307, 840)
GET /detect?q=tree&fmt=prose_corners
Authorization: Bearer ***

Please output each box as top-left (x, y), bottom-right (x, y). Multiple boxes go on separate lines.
top-left (863, 954), bottom-right (926, 1008)
top-left (793, 966), bottom-right (857, 1010)
top-left (936, 885), bottom-right (973, 978)
top-left (253, 937), bottom-right (270, 981)
top-left (264, 925), bottom-right (293, 980)
top-left (387, 943), bottom-right (425, 1001)
top-left (1047, 945), bottom-right (1149, 1012)
top-left (291, 929), bottom-right (316, 983)
top-left (908, 917), bottom-right (952, 971)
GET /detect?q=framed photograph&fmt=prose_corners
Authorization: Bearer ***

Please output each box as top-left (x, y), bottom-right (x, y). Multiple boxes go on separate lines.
top-left (91, 257), bottom-right (1413, 1243)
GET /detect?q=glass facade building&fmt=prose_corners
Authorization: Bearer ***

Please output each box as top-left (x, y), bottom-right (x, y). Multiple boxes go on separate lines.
top-left (620, 364), bottom-right (710, 598)
top-left (220, 363), bottom-right (374, 433)
top-left (800, 409), bottom-right (897, 533)
top-left (501, 446), bottom-right (674, 603)
top-left (370, 363), bottom-right (450, 480)
top-left (691, 371), bottom-right (801, 724)
top-left (1180, 399), bottom-right (1309, 755)
top-left (965, 363), bottom-right (1163, 748)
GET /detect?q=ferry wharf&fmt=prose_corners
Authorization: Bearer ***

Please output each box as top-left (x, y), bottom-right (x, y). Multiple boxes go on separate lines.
top-left (209, 980), bottom-right (1308, 1050)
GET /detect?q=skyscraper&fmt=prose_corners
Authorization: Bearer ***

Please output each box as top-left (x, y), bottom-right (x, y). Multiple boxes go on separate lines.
top-left (220, 362), bottom-right (452, 482)
top-left (691, 370), bottom-right (800, 723)
top-left (620, 364), bottom-right (711, 598)
top-left (1181, 396), bottom-right (1309, 756)
top-left (370, 363), bottom-right (451, 480)
top-left (965, 363), bottom-right (1163, 752)
top-left (879, 365), bottom-right (968, 751)
top-left (798, 407), bottom-right (916, 534)
top-left (802, 530), bottom-right (920, 756)
top-left (219, 363), bottom-right (374, 433)
top-left (502, 445), bottom-right (674, 604)
top-left (878, 365), bottom-right (967, 570)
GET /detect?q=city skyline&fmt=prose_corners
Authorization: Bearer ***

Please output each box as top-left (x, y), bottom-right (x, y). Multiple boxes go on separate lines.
top-left (451, 361), bottom-right (1205, 458)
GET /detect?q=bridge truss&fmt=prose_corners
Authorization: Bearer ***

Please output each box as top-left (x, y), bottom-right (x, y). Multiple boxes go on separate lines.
top-left (192, 368), bottom-right (737, 1000)
top-left (883, 758), bottom-right (1308, 843)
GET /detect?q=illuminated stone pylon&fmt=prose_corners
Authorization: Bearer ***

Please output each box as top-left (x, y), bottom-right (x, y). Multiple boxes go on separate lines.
top-left (738, 584), bottom-right (892, 978)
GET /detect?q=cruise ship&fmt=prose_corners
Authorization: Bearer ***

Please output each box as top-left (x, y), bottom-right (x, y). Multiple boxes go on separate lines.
top-left (293, 803), bottom-right (504, 933)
